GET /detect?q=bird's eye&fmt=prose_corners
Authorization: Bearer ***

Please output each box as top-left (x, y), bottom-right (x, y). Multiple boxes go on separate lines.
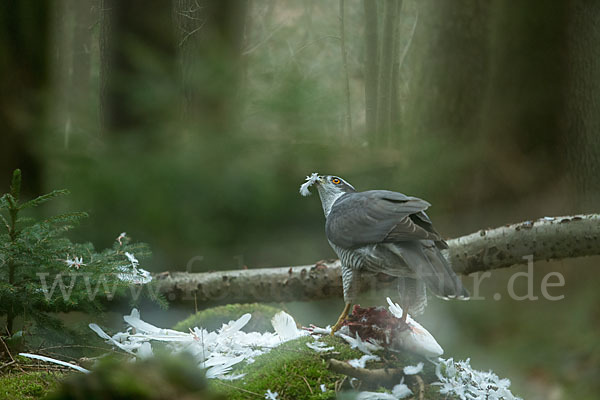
top-left (332, 178), bottom-right (341, 184)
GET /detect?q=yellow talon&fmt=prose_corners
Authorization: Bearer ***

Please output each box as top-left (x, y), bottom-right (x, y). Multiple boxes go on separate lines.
top-left (330, 302), bottom-right (352, 336)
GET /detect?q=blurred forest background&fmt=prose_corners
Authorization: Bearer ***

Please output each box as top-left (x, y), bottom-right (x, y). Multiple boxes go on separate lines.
top-left (1, 0), bottom-right (600, 398)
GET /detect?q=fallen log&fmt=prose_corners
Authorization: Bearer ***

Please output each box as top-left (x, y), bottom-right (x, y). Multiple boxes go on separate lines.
top-left (153, 214), bottom-right (600, 304)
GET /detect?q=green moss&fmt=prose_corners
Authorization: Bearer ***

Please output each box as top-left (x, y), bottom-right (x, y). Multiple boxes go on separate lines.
top-left (212, 336), bottom-right (358, 400)
top-left (173, 303), bottom-right (282, 332)
top-left (211, 335), bottom-right (452, 400)
top-left (0, 371), bottom-right (64, 400)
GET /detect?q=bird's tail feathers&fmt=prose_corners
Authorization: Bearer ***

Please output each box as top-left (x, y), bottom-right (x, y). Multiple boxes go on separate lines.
top-left (396, 277), bottom-right (427, 316)
top-left (389, 241), bottom-right (470, 300)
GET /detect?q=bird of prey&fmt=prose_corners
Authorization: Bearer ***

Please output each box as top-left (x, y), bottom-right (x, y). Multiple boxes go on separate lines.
top-left (300, 173), bottom-right (468, 333)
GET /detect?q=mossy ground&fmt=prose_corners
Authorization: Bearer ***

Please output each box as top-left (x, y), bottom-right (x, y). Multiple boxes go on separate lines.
top-left (0, 370), bottom-right (65, 400)
top-left (0, 304), bottom-right (454, 399)
top-left (212, 335), bottom-right (449, 400)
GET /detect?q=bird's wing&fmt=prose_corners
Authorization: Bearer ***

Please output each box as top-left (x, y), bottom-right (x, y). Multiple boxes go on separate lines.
top-left (325, 190), bottom-right (442, 249)
top-left (409, 211), bottom-right (449, 249)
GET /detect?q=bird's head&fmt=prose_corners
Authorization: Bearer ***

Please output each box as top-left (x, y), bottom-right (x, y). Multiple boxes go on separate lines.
top-left (300, 173), bottom-right (355, 216)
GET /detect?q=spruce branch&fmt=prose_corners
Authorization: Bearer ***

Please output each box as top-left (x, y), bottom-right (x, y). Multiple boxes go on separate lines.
top-left (44, 212), bottom-right (89, 224)
top-left (20, 189), bottom-right (70, 210)
top-left (9, 169), bottom-right (21, 202)
top-left (0, 169), bottom-right (156, 337)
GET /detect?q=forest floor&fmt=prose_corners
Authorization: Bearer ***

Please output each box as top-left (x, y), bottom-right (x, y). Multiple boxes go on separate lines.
top-left (0, 358), bottom-right (66, 400)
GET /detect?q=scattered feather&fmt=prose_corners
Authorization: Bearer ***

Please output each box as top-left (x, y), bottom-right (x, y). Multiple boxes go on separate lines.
top-left (218, 373), bottom-right (246, 381)
top-left (117, 265), bottom-right (152, 284)
top-left (89, 323), bottom-right (136, 355)
top-left (265, 389), bottom-right (279, 399)
top-left (348, 354), bottom-right (380, 369)
top-left (356, 379), bottom-right (412, 400)
top-left (136, 342), bottom-right (153, 359)
top-left (433, 358), bottom-right (522, 400)
top-left (220, 313), bottom-right (251, 337)
top-left (89, 309), bottom-right (307, 380)
top-left (125, 252), bottom-right (139, 267)
top-left (85, 305), bottom-right (521, 397)
top-left (19, 353), bottom-right (90, 374)
top-left (320, 384), bottom-right (326, 392)
top-left (392, 382), bottom-right (413, 399)
top-left (205, 355), bottom-right (245, 379)
top-left (64, 256), bottom-right (85, 269)
top-left (299, 173), bottom-right (320, 196)
top-left (271, 311), bottom-right (301, 341)
top-left (306, 340), bottom-right (334, 353)
top-left (307, 325), bottom-right (331, 335)
top-left (337, 332), bottom-right (382, 355)
top-left (403, 362), bottom-right (423, 375)
top-left (356, 391), bottom-right (399, 400)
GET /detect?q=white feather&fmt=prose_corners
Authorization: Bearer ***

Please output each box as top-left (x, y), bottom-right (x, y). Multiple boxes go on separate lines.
top-left (271, 311), bottom-right (301, 340)
top-left (19, 353), bottom-right (90, 374)
top-left (89, 323), bottom-right (136, 355)
top-left (137, 342), bottom-right (153, 359)
top-left (356, 391), bottom-right (399, 400)
top-left (337, 332), bottom-right (383, 354)
top-left (392, 382), bottom-right (413, 399)
top-left (299, 173), bottom-right (320, 196)
top-left (306, 340), bottom-right (334, 352)
top-left (348, 354), bottom-right (380, 369)
top-left (219, 314), bottom-right (251, 337)
top-left (264, 389), bottom-right (280, 399)
top-left (124, 314), bottom-right (161, 334)
top-left (403, 362), bottom-right (424, 375)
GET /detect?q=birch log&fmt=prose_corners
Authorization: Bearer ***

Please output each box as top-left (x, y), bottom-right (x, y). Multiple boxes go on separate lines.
top-left (153, 214), bottom-right (600, 304)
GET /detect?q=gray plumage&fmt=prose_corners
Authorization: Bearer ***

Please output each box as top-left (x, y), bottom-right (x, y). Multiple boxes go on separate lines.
top-left (306, 174), bottom-right (468, 316)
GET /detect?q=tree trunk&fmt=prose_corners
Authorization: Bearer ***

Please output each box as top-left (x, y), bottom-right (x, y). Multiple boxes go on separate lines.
top-left (51, 0), bottom-right (94, 148)
top-left (340, 0), bottom-right (352, 137)
top-left (99, 0), bottom-right (177, 141)
top-left (375, 0), bottom-right (400, 145)
top-left (0, 0), bottom-right (49, 195)
top-left (173, 0), bottom-right (248, 136)
top-left (402, 0), bottom-right (491, 143)
top-left (562, 0), bottom-right (600, 205)
top-left (363, 0), bottom-right (379, 141)
top-left (68, 0), bottom-right (94, 144)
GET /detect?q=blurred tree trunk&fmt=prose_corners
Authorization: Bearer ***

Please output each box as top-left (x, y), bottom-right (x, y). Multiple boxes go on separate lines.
top-left (68, 0), bottom-right (94, 144)
top-left (376, 0), bottom-right (400, 145)
top-left (51, 0), bottom-right (94, 148)
top-left (99, 0), bottom-right (177, 141)
top-left (474, 1), bottom-right (567, 196)
top-left (390, 7), bottom-right (402, 136)
top-left (99, 0), bottom-right (110, 134)
top-left (391, 0), bottom-right (576, 206)
top-left (173, 0), bottom-right (248, 136)
top-left (340, 0), bottom-right (352, 137)
top-left (363, 0), bottom-right (378, 142)
top-left (0, 0), bottom-right (50, 195)
top-left (403, 0), bottom-right (491, 143)
top-left (562, 0), bottom-right (600, 205)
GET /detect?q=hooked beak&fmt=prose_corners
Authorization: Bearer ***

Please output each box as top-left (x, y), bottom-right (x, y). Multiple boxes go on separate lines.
top-left (317, 175), bottom-right (325, 185)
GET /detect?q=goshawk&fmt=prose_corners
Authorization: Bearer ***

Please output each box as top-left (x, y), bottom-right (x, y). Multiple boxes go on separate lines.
top-left (300, 173), bottom-right (468, 332)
